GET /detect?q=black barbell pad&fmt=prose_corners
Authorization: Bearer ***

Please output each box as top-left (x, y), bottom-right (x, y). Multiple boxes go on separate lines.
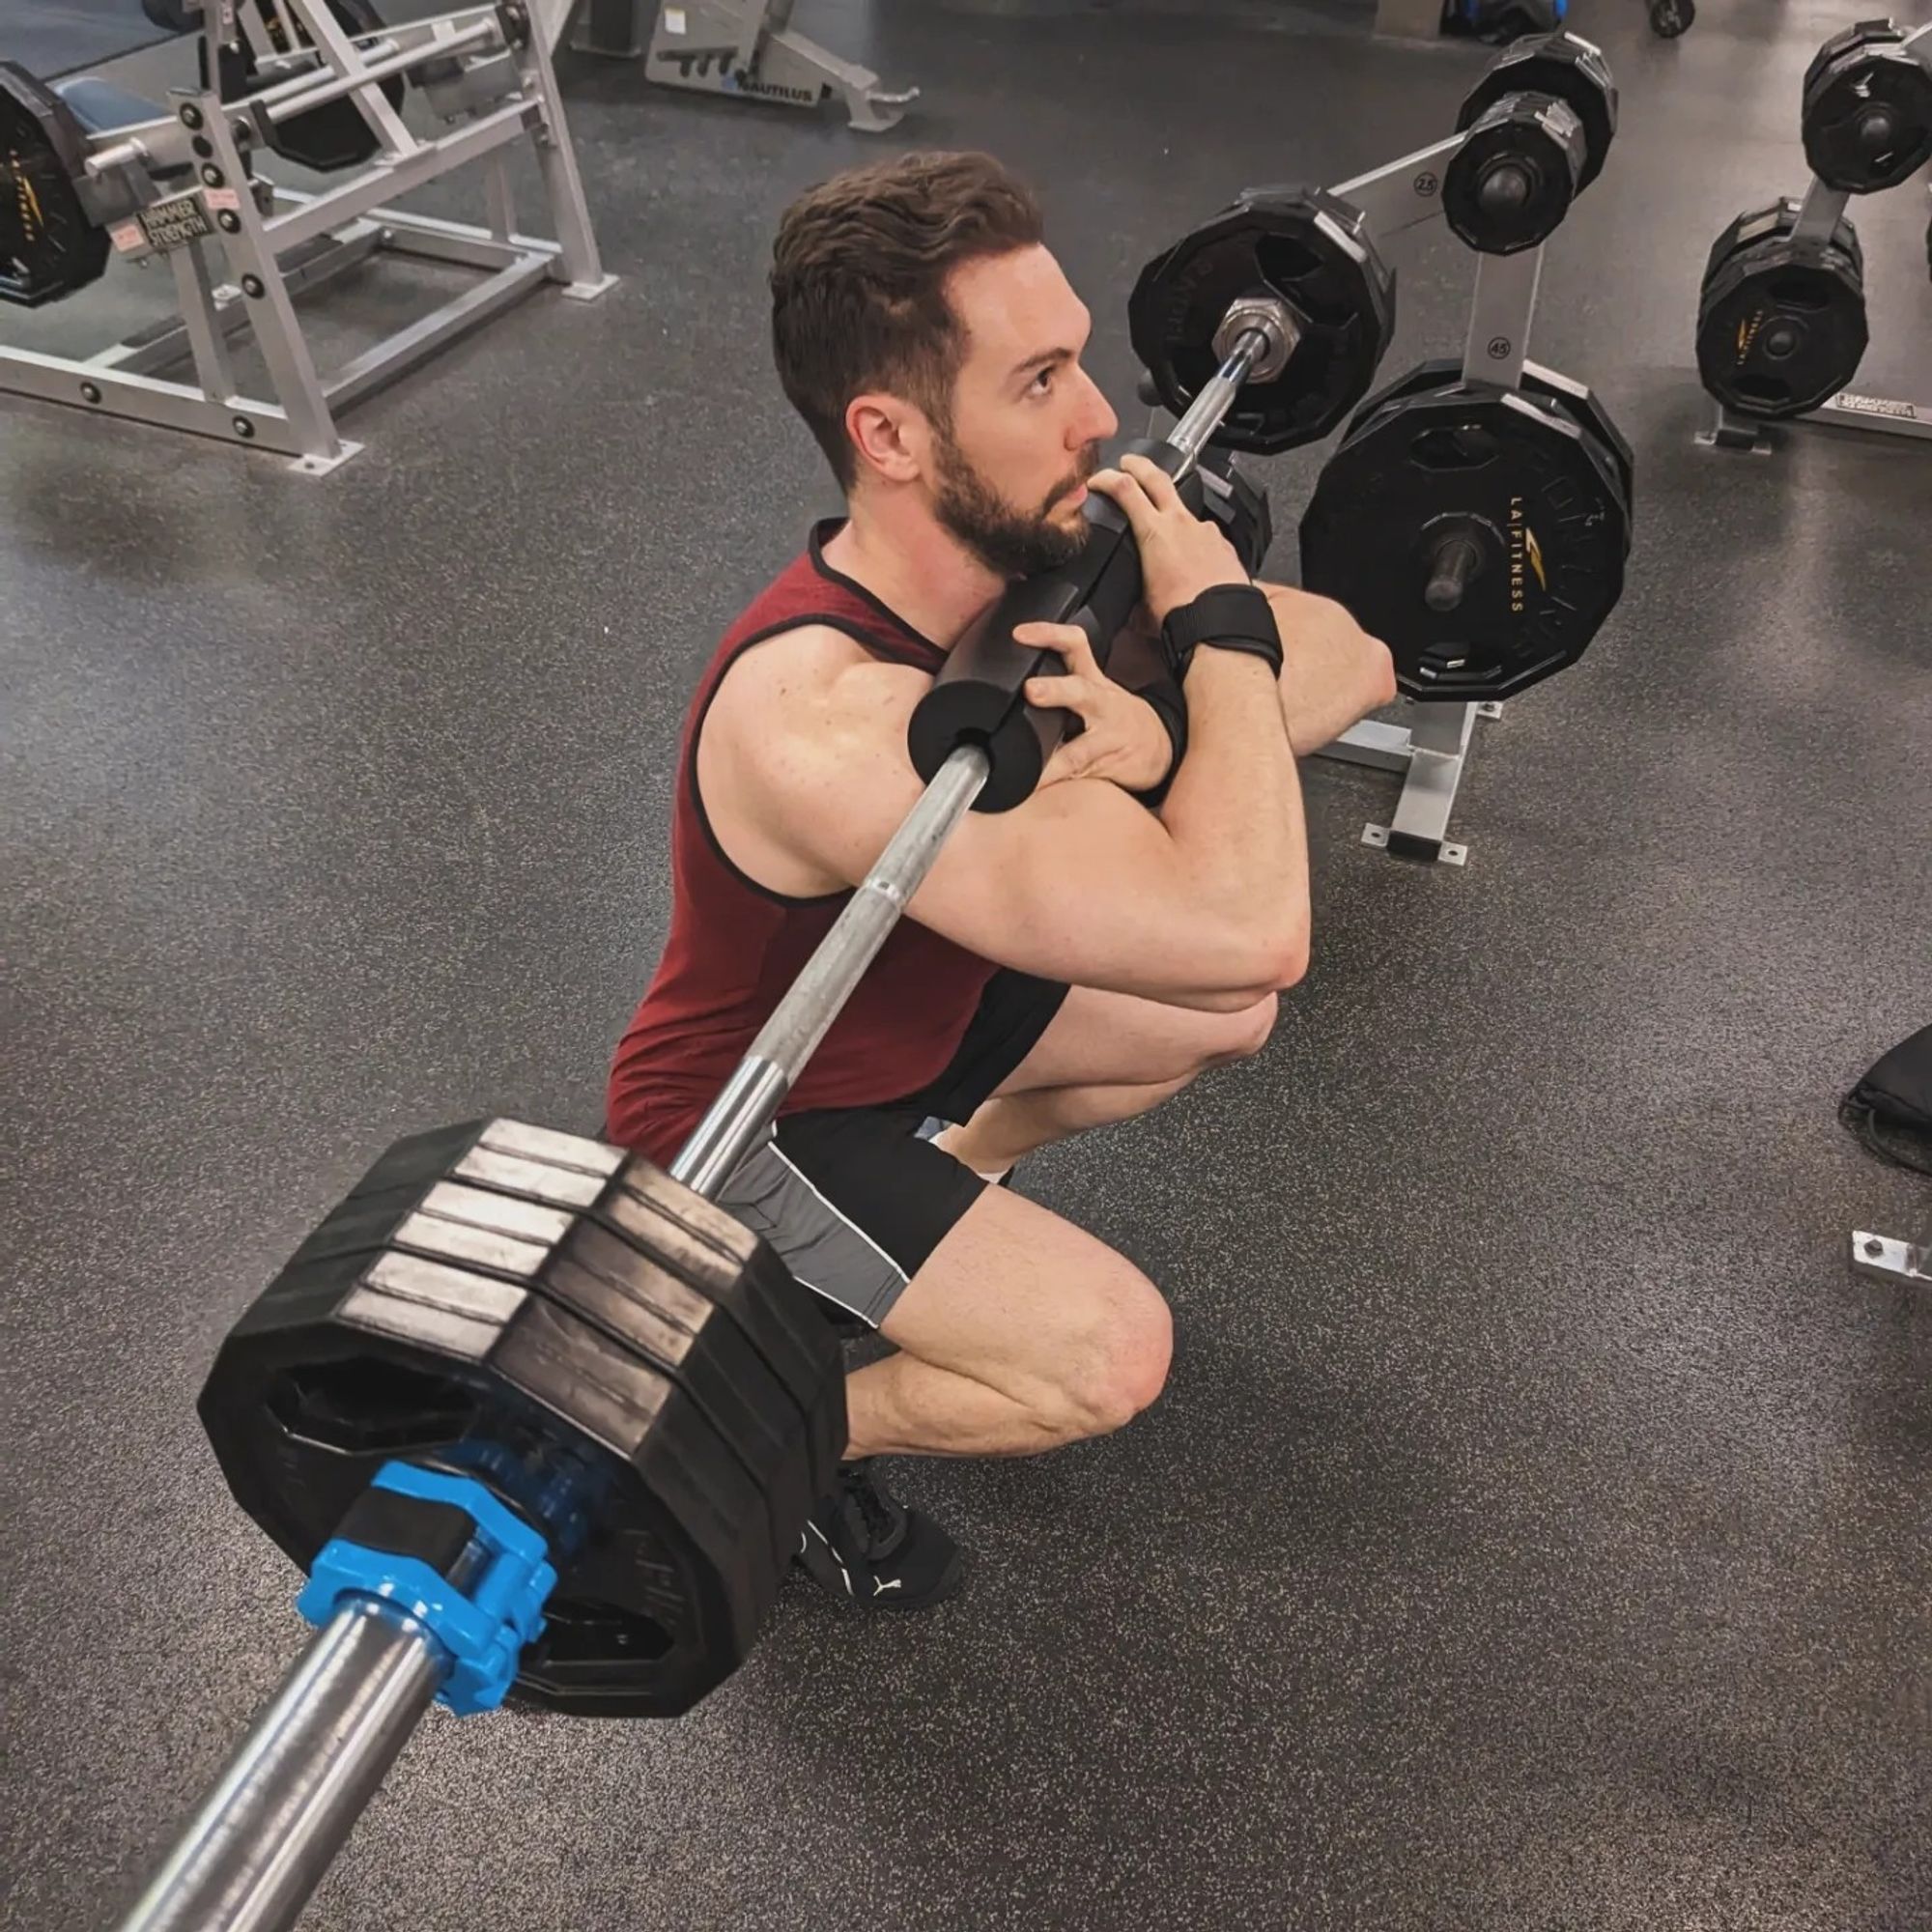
top-left (906, 437), bottom-right (1197, 813)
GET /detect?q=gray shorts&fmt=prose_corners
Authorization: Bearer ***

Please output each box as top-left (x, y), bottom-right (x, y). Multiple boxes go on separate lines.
top-left (718, 970), bottom-right (1068, 1329)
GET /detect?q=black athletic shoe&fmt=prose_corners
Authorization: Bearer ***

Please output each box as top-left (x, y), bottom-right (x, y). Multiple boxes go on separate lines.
top-left (794, 1462), bottom-right (965, 1608)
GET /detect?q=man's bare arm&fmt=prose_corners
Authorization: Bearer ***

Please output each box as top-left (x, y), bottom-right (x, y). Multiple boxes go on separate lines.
top-left (708, 629), bottom-right (1304, 1009)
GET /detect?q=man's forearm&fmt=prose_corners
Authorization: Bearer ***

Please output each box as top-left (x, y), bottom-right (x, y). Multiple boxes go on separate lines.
top-left (1157, 648), bottom-right (1310, 968)
top-left (1104, 620), bottom-right (1188, 805)
top-left (1256, 580), bottom-right (1399, 754)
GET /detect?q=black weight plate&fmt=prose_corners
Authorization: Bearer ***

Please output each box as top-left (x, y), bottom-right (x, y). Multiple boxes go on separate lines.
top-left (1457, 31), bottom-right (1618, 192)
top-left (1697, 197), bottom-right (1863, 286)
top-left (1512, 364), bottom-right (1634, 544)
top-left (1801, 26), bottom-right (1932, 194)
top-left (1127, 185), bottom-right (1395, 455)
top-left (247, 0), bottom-right (406, 174)
top-left (1803, 19), bottom-right (1904, 106)
top-left (0, 62), bottom-right (110, 307)
top-left (1695, 203), bottom-right (1867, 418)
top-left (353, 1121), bottom-right (843, 1470)
top-left (287, 1179), bottom-right (820, 1595)
top-left (1343, 355), bottom-right (1634, 534)
top-left (1649, 0), bottom-right (1694, 38)
top-left (1442, 92), bottom-right (1586, 254)
top-left (1300, 370), bottom-right (1629, 701)
top-left (202, 1242), bottom-right (777, 1718)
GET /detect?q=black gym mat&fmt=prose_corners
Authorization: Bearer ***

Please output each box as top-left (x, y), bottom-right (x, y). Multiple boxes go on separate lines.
top-left (2, 3), bottom-right (1929, 1930)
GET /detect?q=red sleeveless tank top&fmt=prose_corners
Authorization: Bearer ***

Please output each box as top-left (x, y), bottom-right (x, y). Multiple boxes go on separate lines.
top-left (606, 521), bottom-right (1000, 1165)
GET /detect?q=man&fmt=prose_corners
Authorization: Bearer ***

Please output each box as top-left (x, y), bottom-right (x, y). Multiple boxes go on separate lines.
top-left (608, 152), bottom-right (1394, 1608)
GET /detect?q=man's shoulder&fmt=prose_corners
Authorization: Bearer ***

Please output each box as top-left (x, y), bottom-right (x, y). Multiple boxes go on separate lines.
top-left (709, 622), bottom-right (931, 746)
top-left (730, 620), bottom-right (876, 685)
top-left (696, 622), bottom-right (937, 894)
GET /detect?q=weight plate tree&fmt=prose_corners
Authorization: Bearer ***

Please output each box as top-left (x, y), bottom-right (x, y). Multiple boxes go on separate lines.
top-left (1292, 31), bottom-right (1633, 701)
top-left (1695, 199), bottom-right (1868, 419)
top-left (1696, 21), bottom-right (1929, 423)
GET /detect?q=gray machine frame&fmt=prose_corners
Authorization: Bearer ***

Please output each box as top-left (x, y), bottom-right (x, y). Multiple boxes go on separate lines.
top-left (0, 1), bottom-right (613, 474)
top-left (1852, 1220), bottom-right (1930, 1285)
top-left (554, 0), bottom-right (916, 132)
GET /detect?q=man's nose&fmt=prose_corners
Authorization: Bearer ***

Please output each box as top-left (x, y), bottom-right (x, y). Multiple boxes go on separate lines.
top-left (1075, 366), bottom-right (1119, 445)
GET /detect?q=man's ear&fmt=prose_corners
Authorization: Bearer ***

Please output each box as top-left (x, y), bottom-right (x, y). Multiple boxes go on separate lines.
top-left (846, 391), bottom-right (930, 487)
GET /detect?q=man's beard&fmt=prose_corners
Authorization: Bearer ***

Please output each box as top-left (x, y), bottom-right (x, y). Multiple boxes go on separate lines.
top-left (930, 421), bottom-right (1102, 580)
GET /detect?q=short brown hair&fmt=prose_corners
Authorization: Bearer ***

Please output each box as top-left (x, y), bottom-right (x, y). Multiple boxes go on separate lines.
top-left (770, 151), bottom-right (1045, 492)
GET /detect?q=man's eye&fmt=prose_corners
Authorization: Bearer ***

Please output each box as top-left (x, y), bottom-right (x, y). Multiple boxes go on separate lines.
top-left (1033, 367), bottom-right (1055, 392)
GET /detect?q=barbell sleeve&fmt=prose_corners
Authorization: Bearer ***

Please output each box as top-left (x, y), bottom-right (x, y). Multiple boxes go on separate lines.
top-left (114, 1604), bottom-right (445, 1932)
top-left (1423, 533), bottom-right (1484, 613)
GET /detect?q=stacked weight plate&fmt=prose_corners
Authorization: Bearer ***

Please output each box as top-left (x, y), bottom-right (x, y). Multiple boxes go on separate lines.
top-left (1694, 200), bottom-right (1868, 419)
top-left (200, 1118), bottom-right (847, 1718)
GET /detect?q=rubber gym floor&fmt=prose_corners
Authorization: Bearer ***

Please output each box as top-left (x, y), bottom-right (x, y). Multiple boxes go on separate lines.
top-left (3, 1), bottom-right (1928, 1927)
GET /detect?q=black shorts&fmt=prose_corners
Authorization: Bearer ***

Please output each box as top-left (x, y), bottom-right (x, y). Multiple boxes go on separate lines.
top-left (718, 969), bottom-right (1069, 1329)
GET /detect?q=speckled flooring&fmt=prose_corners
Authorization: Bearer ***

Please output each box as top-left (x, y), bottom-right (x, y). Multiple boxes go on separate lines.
top-left (2, 2), bottom-right (1928, 1928)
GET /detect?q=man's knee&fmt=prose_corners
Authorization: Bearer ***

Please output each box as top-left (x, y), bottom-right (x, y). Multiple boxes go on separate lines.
top-left (1204, 992), bottom-right (1278, 1069)
top-left (1037, 1265), bottom-right (1173, 1442)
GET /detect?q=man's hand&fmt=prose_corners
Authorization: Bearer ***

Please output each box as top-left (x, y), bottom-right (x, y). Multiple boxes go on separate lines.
top-left (1088, 456), bottom-right (1249, 622)
top-left (1258, 582), bottom-right (1397, 755)
top-left (1015, 621), bottom-right (1174, 794)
